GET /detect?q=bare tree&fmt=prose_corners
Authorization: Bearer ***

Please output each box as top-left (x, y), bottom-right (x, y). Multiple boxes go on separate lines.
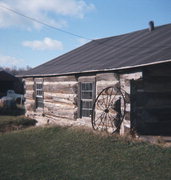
top-left (0, 66), bottom-right (32, 76)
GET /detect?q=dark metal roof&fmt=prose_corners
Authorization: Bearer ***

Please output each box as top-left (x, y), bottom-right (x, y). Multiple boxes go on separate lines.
top-left (0, 71), bottom-right (17, 81)
top-left (23, 23), bottom-right (171, 77)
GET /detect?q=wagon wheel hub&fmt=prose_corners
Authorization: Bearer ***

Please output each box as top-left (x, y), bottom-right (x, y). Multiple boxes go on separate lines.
top-left (104, 108), bottom-right (109, 113)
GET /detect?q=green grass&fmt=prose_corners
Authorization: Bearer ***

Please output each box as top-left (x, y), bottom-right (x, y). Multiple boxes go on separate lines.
top-left (0, 116), bottom-right (37, 133)
top-left (0, 126), bottom-right (171, 180)
top-left (0, 115), bottom-right (26, 122)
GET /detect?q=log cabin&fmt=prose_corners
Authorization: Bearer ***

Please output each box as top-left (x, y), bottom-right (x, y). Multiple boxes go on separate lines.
top-left (21, 22), bottom-right (171, 136)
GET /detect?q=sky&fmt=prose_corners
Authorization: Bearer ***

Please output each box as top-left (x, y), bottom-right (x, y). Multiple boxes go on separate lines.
top-left (0, 0), bottom-right (171, 69)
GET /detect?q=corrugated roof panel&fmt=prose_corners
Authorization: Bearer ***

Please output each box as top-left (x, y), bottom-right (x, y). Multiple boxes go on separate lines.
top-left (23, 23), bottom-right (171, 76)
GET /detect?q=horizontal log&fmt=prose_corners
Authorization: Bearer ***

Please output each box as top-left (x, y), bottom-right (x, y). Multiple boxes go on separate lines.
top-left (96, 81), bottom-right (118, 86)
top-left (43, 81), bottom-right (77, 85)
top-left (25, 89), bottom-right (34, 93)
top-left (25, 99), bottom-right (35, 103)
top-left (78, 76), bottom-right (95, 82)
top-left (44, 113), bottom-right (75, 121)
top-left (44, 96), bottom-right (75, 104)
top-left (44, 92), bottom-right (76, 99)
top-left (44, 76), bottom-right (77, 82)
top-left (45, 99), bottom-right (76, 107)
top-left (44, 94), bottom-right (76, 106)
top-left (24, 91), bottom-right (34, 99)
top-left (25, 84), bottom-right (34, 90)
top-left (44, 101), bottom-right (75, 109)
top-left (96, 73), bottom-right (119, 81)
top-left (34, 78), bottom-right (43, 82)
top-left (24, 77), bottom-right (34, 82)
top-left (24, 81), bottom-right (34, 85)
top-left (120, 72), bottom-right (142, 80)
top-left (43, 83), bottom-right (78, 94)
top-left (44, 108), bottom-right (77, 120)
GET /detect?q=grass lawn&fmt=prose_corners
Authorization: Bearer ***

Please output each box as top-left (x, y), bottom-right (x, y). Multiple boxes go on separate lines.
top-left (0, 126), bottom-right (171, 180)
top-left (0, 115), bottom-right (26, 122)
top-left (0, 115), bottom-right (37, 133)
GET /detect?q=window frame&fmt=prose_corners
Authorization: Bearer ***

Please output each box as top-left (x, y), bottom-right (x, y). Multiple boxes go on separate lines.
top-left (35, 81), bottom-right (44, 108)
top-left (79, 81), bottom-right (95, 118)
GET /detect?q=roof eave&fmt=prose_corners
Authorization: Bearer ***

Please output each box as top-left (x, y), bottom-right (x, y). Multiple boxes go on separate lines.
top-left (17, 58), bottom-right (171, 78)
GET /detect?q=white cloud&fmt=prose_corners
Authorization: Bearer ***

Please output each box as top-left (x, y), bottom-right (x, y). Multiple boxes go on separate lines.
top-left (0, 0), bottom-right (95, 29)
top-left (22, 37), bottom-right (63, 50)
top-left (0, 54), bottom-right (24, 67)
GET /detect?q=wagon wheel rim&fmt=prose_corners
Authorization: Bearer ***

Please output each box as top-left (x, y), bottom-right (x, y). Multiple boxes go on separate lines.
top-left (91, 86), bottom-right (126, 133)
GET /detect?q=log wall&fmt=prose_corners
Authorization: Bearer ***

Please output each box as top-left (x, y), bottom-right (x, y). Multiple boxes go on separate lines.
top-left (24, 76), bottom-right (78, 125)
top-left (43, 76), bottom-right (78, 122)
top-left (24, 71), bottom-right (142, 134)
top-left (24, 78), bottom-right (35, 116)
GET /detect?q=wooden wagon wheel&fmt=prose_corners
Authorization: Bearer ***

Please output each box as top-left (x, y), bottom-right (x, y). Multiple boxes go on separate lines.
top-left (91, 86), bottom-right (126, 133)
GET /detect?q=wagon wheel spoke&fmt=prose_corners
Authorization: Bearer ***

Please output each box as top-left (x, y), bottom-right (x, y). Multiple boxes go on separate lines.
top-left (96, 100), bottom-right (106, 111)
top-left (94, 112), bottom-right (105, 126)
top-left (108, 114), bottom-right (115, 127)
top-left (106, 87), bottom-right (114, 108)
top-left (91, 86), bottom-right (126, 133)
top-left (100, 94), bottom-right (108, 108)
top-left (108, 113), bottom-right (116, 130)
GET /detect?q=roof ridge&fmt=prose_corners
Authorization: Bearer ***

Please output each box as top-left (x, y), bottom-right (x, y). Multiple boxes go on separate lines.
top-left (94, 23), bottom-right (171, 42)
top-left (21, 22), bottom-right (171, 77)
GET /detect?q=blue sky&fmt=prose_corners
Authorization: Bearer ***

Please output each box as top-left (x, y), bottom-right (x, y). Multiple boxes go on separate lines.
top-left (0, 0), bottom-right (171, 68)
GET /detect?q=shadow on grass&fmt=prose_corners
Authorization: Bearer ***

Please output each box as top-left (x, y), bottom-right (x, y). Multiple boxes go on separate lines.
top-left (0, 104), bottom-right (25, 116)
top-left (0, 116), bottom-right (37, 133)
top-left (0, 105), bottom-right (37, 133)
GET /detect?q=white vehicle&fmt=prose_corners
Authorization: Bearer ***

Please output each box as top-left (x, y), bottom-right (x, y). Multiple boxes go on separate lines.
top-left (6, 90), bottom-right (24, 101)
top-left (0, 90), bottom-right (24, 106)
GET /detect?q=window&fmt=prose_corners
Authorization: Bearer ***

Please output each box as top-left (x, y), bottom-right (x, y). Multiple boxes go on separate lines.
top-left (35, 82), bottom-right (43, 108)
top-left (80, 82), bottom-right (95, 117)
